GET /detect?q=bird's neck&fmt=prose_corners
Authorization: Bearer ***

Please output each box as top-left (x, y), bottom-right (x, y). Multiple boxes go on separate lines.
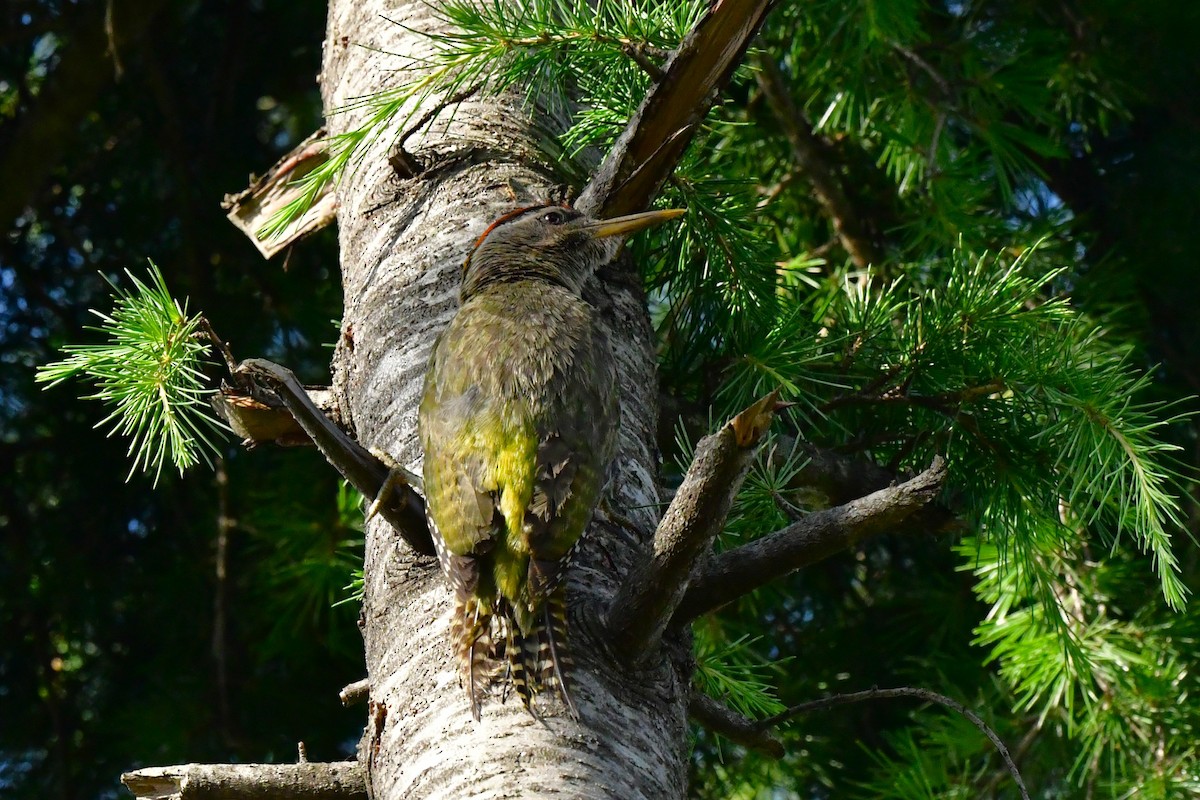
top-left (461, 257), bottom-right (580, 301)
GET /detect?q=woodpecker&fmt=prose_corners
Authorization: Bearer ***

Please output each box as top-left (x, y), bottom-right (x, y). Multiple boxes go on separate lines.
top-left (418, 203), bottom-right (684, 719)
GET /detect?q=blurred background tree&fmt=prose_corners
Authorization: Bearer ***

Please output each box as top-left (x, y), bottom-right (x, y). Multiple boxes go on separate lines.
top-left (3, 1), bottom-right (1200, 798)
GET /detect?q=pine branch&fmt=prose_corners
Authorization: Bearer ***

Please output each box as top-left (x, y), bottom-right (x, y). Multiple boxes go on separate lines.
top-left (754, 53), bottom-right (886, 269)
top-left (689, 690), bottom-right (784, 759)
top-left (577, 0), bottom-right (775, 218)
top-left (605, 392), bottom-right (783, 662)
top-left (35, 263), bottom-right (226, 484)
top-left (233, 358), bottom-right (434, 556)
top-left (121, 763), bottom-right (366, 800)
top-left (674, 457), bottom-right (948, 623)
top-left (753, 687), bottom-right (1030, 800)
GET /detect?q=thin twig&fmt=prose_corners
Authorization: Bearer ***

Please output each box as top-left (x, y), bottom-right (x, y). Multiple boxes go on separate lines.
top-left (198, 316), bottom-right (239, 375)
top-left (621, 42), bottom-right (667, 80)
top-left (689, 690), bottom-right (784, 759)
top-left (391, 81), bottom-right (484, 176)
top-left (821, 380), bottom-right (1006, 415)
top-left (755, 686), bottom-right (1030, 800)
top-left (340, 678), bottom-right (370, 707)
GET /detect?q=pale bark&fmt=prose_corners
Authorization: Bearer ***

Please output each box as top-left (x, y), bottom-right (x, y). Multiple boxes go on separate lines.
top-left (321, 2), bottom-right (685, 798)
top-left (121, 763), bottom-right (365, 800)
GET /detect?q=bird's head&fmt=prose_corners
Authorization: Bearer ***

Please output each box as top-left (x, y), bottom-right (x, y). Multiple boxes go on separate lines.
top-left (461, 205), bottom-right (685, 300)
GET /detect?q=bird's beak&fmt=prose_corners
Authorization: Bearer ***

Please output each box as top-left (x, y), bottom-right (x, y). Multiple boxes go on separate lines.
top-left (584, 208), bottom-right (686, 239)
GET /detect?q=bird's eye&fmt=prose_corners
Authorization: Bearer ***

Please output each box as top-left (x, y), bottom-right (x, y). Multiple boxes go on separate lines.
top-left (542, 210), bottom-right (567, 225)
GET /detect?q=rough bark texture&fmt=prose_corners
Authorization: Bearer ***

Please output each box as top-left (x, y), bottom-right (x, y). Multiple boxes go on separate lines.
top-left (320, 3), bottom-right (686, 798)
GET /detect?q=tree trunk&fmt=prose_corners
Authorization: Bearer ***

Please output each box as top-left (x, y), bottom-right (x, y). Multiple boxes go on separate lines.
top-left (321, 2), bottom-right (689, 797)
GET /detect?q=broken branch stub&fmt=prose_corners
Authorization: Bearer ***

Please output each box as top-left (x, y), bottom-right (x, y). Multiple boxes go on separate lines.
top-left (223, 128), bottom-right (337, 259)
top-left (604, 391), bottom-right (783, 662)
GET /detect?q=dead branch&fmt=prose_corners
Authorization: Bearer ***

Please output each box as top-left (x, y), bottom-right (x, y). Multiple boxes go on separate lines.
top-left (688, 690), bottom-right (784, 759)
top-left (234, 358), bottom-right (434, 556)
top-left (754, 686), bottom-right (1030, 800)
top-left (576, 0), bottom-right (775, 218)
top-left (339, 678), bottom-right (369, 707)
top-left (754, 54), bottom-right (885, 269)
top-left (222, 128), bottom-right (338, 259)
top-left (210, 384), bottom-right (342, 448)
top-left (121, 763), bottom-right (365, 800)
top-left (605, 392), bottom-right (782, 662)
top-left (674, 457), bottom-right (948, 623)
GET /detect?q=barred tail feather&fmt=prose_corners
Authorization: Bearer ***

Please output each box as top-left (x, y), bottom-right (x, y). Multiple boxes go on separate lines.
top-left (541, 588), bottom-right (577, 719)
top-left (501, 588), bottom-right (577, 719)
top-left (452, 596), bottom-right (493, 721)
top-left (506, 617), bottom-right (535, 713)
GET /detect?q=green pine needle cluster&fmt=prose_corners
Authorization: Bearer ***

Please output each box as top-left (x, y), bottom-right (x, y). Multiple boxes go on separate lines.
top-left (35, 263), bottom-right (226, 484)
top-left (694, 627), bottom-right (787, 721)
top-left (262, 0), bottom-right (708, 238)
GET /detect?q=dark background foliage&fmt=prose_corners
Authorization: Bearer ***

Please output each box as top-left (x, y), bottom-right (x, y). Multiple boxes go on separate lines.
top-left (1, 3), bottom-right (361, 798)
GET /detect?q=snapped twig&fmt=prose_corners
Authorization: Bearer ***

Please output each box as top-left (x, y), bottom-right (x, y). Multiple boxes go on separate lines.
top-left (605, 392), bottom-right (783, 662)
top-left (234, 358), bottom-right (434, 556)
top-left (576, 0), bottom-right (775, 218)
top-left (754, 686), bottom-right (1030, 800)
top-left (222, 128), bottom-right (337, 258)
top-left (689, 690), bottom-right (784, 759)
top-left (674, 457), bottom-right (948, 623)
top-left (340, 678), bottom-right (370, 707)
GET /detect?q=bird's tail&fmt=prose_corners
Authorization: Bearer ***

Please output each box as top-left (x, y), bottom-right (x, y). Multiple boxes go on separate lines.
top-left (451, 595), bottom-right (494, 721)
top-left (506, 587), bottom-right (578, 719)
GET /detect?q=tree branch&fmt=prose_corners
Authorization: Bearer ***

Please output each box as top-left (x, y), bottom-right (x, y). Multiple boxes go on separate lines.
top-left (605, 392), bottom-right (782, 661)
top-left (674, 457), bottom-right (948, 623)
top-left (576, 0), bottom-right (775, 218)
top-left (754, 687), bottom-right (1030, 800)
top-left (754, 54), bottom-right (886, 269)
top-left (222, 128), bottom-right (337, 259)
top-left (121, 763), bottom-right (366, 800)
top-left (688, 690), bottom-right (784, 759)
top-left (339, 678), bottom-right (369, 707)
top-left (234, 358), bottom-right (434, 556)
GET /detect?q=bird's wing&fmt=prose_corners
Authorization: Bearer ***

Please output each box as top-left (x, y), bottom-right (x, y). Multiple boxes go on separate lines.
top-left (419, 329), bottom-right (509, 560)
top-left (523, 322), bottom-right (619, 600)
